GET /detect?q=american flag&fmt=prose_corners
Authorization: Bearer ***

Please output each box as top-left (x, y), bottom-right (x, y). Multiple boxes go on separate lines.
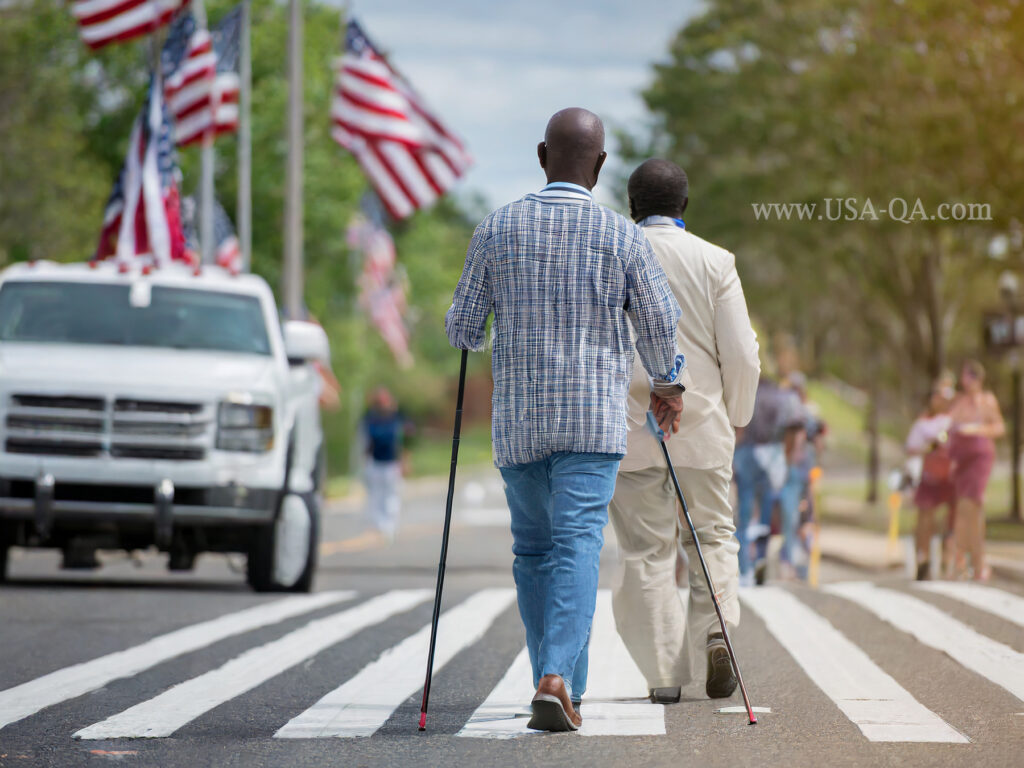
top-left (210, 4), bottom-right (243, 136)
top-left (162, 7), bottom-right (241, 147)
top-left (182, 195), bottom-right (242, 272)
top-left (71, 0), bottom-right (188, 51)
top-left (332, 20), bottom-right (472, 220)
top-left (95, 76), bottom-right (186, 267)
top-left (348, 204), bottom-right (413, 368)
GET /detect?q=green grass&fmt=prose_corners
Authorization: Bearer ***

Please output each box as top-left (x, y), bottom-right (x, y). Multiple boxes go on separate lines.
top-left (405, 424), bottom-right (494, 477)
top-left (806, 381), bottom-right (869, 464)
top-left (324, 424), bottom-right (493, 498)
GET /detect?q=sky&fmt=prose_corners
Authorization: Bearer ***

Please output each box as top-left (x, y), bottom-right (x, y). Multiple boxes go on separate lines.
top-left (336, 0), bottom-right (702, 211)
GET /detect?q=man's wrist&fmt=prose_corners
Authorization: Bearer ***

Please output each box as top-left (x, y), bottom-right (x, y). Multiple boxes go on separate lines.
top-left (652, 380), bottom-right (685, 399)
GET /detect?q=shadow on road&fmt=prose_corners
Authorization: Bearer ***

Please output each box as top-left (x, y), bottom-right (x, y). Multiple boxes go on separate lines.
top-left (1, 576), bottom-right (250, 593)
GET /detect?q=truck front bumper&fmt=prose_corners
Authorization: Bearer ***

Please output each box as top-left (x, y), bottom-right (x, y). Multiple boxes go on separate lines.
top-left (0, 476), bottom-right (278, 546)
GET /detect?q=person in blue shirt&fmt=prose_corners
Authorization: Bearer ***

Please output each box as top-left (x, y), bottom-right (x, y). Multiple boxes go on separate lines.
top-left (361, 387), bottom-right (411, 541)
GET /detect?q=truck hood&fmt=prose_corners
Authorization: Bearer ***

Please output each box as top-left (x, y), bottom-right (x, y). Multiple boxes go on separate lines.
top-left (0, 343), bottom-right (280, 399)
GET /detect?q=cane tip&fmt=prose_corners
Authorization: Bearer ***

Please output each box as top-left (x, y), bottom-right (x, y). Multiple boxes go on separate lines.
top-left (749, 716), bottom-right (758, 725)
top-left (418, 712), bottom-right (427, 730)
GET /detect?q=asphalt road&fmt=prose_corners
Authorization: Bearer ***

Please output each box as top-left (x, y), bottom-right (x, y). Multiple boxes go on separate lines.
top-left (1, 469), bottom-right (1023, 768)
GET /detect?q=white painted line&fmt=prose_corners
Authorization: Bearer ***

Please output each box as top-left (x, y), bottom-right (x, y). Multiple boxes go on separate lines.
top-left (0, 591), bottom-right (356, 731)
top-left (74, 590), bottom-right (430, 739)
top-left (827, 582), bottom-right (1024, 705)
top-left (742, 586), bottom-right (966, 743)
top-left (580, 590), bottom-right (665, 736)
top-left (275, 588), bottom-right (517, 738)
top-left (457, 648), bottom-right (535, 739)
top-left (915, 582), bottom-right (1024, 629)
top-left (717, 706), bottom-right (772, 714)
top-left (458, 590), bottom-right (666, 739)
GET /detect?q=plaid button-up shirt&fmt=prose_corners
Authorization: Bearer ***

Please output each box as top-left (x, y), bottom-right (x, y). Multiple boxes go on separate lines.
top-left (445, 182), bottom-right (684, 467)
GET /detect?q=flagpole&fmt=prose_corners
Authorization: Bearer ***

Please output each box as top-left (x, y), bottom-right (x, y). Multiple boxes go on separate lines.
top-left (237, 0), bottom-right (253, 272)
top-left (283, 0), bottom-right (304, 318)
top-left (193, 0), bottom-right (216, 267)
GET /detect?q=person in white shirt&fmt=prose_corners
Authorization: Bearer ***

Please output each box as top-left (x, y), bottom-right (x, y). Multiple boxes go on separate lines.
top-left (905, 379), bottom-right (955, 581)
top-left (609, 159), bottom-right (760, 703)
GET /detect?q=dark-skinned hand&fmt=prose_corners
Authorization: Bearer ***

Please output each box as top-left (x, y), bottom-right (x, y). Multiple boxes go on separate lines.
top-left (650, 391), bottom-right (683, 440)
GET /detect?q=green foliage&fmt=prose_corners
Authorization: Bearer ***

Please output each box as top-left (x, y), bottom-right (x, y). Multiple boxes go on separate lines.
top-left (0, 1), bottom-right (120, 264)
top-left (626, 0), bottom-right (1024, 426)
top-left (0, 0), bottom-right (477, 476)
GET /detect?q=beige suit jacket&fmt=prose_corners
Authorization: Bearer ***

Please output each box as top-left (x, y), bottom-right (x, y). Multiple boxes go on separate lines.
top-left (621, 223), bottom-right (760, 471)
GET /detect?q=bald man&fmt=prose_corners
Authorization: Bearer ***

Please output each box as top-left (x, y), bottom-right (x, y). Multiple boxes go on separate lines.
top-left (609, 159), bottom-right (760, 704)
top-left (446, 110), bottom-right (685, 732)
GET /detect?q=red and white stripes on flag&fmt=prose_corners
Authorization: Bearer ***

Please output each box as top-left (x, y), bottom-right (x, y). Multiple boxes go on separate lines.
top-left (348, 212), bottom-right (413, 368)
top-left (95, 76), bottom-right (186, 268)
top-left (71, 0), bottom-right (188, 50)
top-left (331, 20), bottom-right (472, 220)
top-left (161, 8), bottom-right (241, 147)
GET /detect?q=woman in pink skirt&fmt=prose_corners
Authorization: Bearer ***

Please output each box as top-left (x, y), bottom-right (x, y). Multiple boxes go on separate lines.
top-left (905, 380), bottom-right (955, 581)
top-left (948, 360), bottom-right (1005, 580)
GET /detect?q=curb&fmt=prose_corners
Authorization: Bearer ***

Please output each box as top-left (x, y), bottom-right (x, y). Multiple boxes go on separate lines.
top-left (990, 556), bottom-right (1024, 584)
top-left (819, 549), bottom-right (902, 573)
top-left (820, 540), bottom-right (1024, 584)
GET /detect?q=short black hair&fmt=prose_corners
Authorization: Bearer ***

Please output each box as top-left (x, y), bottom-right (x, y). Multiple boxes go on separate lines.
top-left (628, 159), bottom-right (689, 221)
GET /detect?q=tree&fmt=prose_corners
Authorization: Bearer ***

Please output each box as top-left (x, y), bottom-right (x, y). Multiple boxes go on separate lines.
top-left (0, 0), bottom-right (477, 475)
top-left (628, 0), bottom-right (1024, 412)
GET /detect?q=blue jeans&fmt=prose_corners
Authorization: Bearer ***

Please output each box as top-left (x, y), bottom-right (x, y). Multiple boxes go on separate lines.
top-left (777, 465), bottom-right (806, 566)
top-left (733, 442), bottom-right (781, 576)
top-left (499, 451), bottom-right (622, 701)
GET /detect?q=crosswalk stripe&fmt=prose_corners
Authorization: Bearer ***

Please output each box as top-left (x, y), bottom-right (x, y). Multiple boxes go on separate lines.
top-left (914, 582), bottom-right (1024, 629)
top-left (458, 590), bottom-right (665, 738)
top-left (578, 590), bottom-right (666, 736)
top-left (826, 582), bottom-right (1024, 705)
top-left (274, 588), bottom-right (516, 739)
top-left (0, 590), bottom-right (356, 731)
top-left (742, 586), bottom-right (966, 743)
top-left (457, 648), bottom-right (534, 739)
top-left (73, 590), bottom-right (431, 740)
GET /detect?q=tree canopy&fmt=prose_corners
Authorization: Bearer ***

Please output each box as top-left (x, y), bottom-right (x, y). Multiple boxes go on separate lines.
top-left (626, 0), bottom-right (1024, 419)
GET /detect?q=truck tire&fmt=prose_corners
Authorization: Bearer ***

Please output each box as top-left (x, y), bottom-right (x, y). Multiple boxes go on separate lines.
top-left (247, 491), bottom-right (320, 593)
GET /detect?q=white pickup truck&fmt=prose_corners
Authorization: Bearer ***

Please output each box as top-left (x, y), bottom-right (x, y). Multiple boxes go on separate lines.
top-left (0, 260), bottom-right (329, 592)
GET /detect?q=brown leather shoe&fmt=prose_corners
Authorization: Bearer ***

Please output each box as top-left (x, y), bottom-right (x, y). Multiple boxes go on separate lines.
top-left (528, 674), bottom-right (581, 732)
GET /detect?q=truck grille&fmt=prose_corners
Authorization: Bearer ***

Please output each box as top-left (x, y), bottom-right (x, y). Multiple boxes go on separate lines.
top-left (5, 394), bottom-right (213, 460)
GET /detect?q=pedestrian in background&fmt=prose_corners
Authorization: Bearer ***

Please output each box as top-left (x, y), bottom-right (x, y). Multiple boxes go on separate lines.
top-left (445, 109), bottom-right (685, 732)
top-left (777, 371), bottom-right (825, 581)
top-left (905, 377), bottom-right (955, 581)
top-left (362, 387), bottom-right (411, 542)
top-left (609, 158), bottom-right (759, 704)
top-left (733, 373), bottom-right (802, 586)
top-left (948, 360), bottom-right (1004, 581)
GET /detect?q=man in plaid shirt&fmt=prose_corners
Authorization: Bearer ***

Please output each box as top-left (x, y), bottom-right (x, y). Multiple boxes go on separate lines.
top-left (445, 108), bottom-right (685, 732)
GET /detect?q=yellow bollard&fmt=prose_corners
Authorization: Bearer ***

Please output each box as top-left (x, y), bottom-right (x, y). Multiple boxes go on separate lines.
top-left (887, 490), bottom-right (902, 555)
top-left (808, 466), bottom-right (823, 588)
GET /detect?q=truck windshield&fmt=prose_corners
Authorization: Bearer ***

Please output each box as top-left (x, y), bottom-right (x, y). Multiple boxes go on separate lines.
top-left (0, 281), bottom-right (272, 356)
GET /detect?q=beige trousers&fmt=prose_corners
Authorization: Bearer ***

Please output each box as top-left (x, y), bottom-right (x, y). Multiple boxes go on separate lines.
top-left (608, 463), bottom-right (740, 689)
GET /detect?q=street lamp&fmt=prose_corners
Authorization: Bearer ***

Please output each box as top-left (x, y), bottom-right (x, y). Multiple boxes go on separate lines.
top-left (999, 270), bottom-right (1022, 523)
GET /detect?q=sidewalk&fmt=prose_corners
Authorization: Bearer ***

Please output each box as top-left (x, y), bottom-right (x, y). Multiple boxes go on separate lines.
top-left (819, 523), bottom-right (1024, 583)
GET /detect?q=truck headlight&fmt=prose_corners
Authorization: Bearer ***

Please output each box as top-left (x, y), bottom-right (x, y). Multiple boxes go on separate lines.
top-left (217, 402), bottom-right (274, 452)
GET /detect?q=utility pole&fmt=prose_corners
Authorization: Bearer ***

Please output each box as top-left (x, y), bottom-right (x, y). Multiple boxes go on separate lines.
top-left (236, 0), bottom-right (252, 272)
top-left (283, 0), bottom-right (304, 318)
top-left (193, 0), bottom-right (216, 266)
top-left (866, 365), bottom-right (880, 505)
top-left (1012, 356), bottom-right (1021, 522)
top-left (1001, 271), bottom-right (1022, 522)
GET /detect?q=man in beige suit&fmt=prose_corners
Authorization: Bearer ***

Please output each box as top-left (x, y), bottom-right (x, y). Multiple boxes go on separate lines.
top-left (609, 159), bottom-right (760, 703)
